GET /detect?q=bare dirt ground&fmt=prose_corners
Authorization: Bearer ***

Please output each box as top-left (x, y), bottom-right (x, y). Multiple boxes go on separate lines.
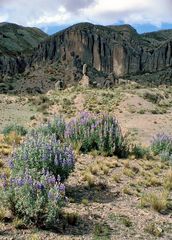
top-left (0, 94), bottom-right (36, 132)
top-left (115, 93), bottom-right (172, 145)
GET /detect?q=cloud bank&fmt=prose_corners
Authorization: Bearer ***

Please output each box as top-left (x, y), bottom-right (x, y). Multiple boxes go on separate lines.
top-left (0, 0), bottom-right (172, 28)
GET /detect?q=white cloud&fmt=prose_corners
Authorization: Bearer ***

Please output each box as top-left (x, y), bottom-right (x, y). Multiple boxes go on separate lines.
top-left (0, 0), bottom-right (172, 28)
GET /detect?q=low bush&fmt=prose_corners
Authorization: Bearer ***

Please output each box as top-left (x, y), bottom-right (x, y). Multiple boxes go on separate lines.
top-left (1, 112), bottom-right (130, 227)
top-left (151, 134), bottom-right (172, 162)
top-left (65, 112), bottom-right (129, 157)
top-left (10, 131), bottom-right (75, 181)
top-left (2, 124), bottom-right (27, 136)
top-left (142, 91), bottom-right (161, 104)
top-left (1, 171), bottom-right (65, 226)
top-left (1, 129), bottom-right (75, 226)
top-left (141, 192), bottom-right (168, 212)
top-left (38, 116), bottom-right (66, 140)
top-left (132, 145), bottom-right (149, 159)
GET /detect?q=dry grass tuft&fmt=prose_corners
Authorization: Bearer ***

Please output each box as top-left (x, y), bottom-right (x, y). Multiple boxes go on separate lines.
top-left (141, 191), bottom-right (168, 212)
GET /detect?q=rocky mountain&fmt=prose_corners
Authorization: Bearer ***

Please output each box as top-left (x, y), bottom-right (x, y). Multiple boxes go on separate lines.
top-left (0, 22), bottom-right (48, 76)
top-left (29, 23), bottom-right (172, 87)
top-left (0, 22), bottom-right (172, 92)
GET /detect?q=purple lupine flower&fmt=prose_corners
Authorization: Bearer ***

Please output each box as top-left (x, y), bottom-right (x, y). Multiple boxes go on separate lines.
top-left (35, 182), bottom-right (44, 190)
top-left (47, 176), bottom-right (56, 185)
top-left (3, 181), bottom-right (7, 189)
top-left (59, 184), bottom-right (65, 192)
top-left (17, 178), bottom-right (25, 187)
top-left (9, 160), bottom-right (14, 169)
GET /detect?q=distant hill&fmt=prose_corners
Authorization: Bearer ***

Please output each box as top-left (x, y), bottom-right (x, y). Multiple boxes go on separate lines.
top-left (142, 29), bottom-right (172, 42)
top-left (0, 22), bottom-right (48, 76)
top-left (0, 22), bottom-right (48, 56)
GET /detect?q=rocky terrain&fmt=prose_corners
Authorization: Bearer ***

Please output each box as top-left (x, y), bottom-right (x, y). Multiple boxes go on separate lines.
top-left (0, 22), bottom-right (172, 94)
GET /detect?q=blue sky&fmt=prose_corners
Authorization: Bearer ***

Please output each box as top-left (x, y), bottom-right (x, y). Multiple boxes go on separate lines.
top-left (0, 0), bottom-right (172, 35)
top-left (46, 23), bottom-right (172, 36)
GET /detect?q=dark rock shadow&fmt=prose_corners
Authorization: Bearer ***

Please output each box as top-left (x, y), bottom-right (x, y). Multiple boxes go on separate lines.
top-left (66, 183), bottom-right (120, 204)
top-left (40, 214), bottom-right (94, 236)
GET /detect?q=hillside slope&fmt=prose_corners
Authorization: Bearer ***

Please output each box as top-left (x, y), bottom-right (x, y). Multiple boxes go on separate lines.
top-left (0, 22), bottom-right (48, 76)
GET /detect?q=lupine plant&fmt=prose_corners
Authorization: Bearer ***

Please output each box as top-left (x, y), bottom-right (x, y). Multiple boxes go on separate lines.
top-left (37, 116), bottom-right (66, 140)
top-left (65, 112), bottom-right (128, 157)
top-left (151, 133), bottom-right (172, 162)
top-left (1, 129), bottom-right (74, 226)
top-left (10, 131), bottom-right (75, 181)
top-left (0, 112), bottom-right (128, 226)
top-left (1, 170), bottom-right (65, 226)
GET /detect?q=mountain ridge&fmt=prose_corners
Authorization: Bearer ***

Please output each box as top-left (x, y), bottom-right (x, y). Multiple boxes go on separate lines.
top-left (0, 22), bottom-right (172, 91)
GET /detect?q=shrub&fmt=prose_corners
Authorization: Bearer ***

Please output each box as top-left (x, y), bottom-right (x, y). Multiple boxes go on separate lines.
top-left (38, 116), bottom-right (66, 140)
top-left (1, 171), bottom-right (65, 226)
top-left (151, 134), bottom-right (172, 162)
top-left (1, 129), bottom-right (75, 226)
top-left (163, 170), bottom-right (172, 190)
top-left (2, 124), bottom-right (27, 136)
top-left (143, 91), bottom-right (160, 104)
top-left (132, 145), bottom-right (149, 159)
top-left (65, 112), bottom-right (128, 157)
top-left (10, 131), bottom-right (75, 181)
top-left (138, 109), bottom-right (145, 114)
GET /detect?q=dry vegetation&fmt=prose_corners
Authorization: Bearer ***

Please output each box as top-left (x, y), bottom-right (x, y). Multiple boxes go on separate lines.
top-left (1, 83), bottom-right (172, 239)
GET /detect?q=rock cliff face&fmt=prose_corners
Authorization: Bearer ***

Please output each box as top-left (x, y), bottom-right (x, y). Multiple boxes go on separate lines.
top-left (30, 23), bottom-right (172, 80)
top-left (0, 22), bottom-right (172, 87)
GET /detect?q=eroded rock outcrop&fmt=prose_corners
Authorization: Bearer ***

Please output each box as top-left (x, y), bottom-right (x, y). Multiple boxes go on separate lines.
top-left (30, 23), bottom-right (172, 84)
top-left (0, 22), bottom-right (172, 88)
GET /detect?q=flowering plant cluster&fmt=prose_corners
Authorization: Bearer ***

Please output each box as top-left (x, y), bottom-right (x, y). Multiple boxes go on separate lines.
top-left (38, 116), bottom-right (66, 140)
top-left (11, 131), bottom-right (75, 181)
top-left (1, 112), bottom-right (128, 226)
top-left (65, 112), bottom-right (128, 157)
top-left (1, 170), bottom-right (65, 225)
top-left (1, 129), bottom-right (75, 226)
top-left (151, 133), bottom-right (172, 162)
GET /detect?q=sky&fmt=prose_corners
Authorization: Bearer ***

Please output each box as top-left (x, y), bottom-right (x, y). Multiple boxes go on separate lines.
top-left (0, 0), bottom-right (172, 35)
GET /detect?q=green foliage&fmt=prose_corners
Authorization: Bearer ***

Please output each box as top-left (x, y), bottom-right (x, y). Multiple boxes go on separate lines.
top-left (49, 77), bottom-right (56, 82)
top-left (132, 145), bottom-right (149, 159)
top-left (144, 222), bottom-right (163, 237)
top-left (65, 112), bottom-right (129, 157)
top-left (11, 131), bottom-right (75, 181)
top-left (93, 223), bottom-right (111, 240)
top-left (1, 128), bottom-right (75, 226)
top-left (0, 112), bottom-right (130, 228)
top-left (151, 134), bottom-right (172, 162)
top-left (141, 192), bottom-right (168, 212)
top-left (0, 22), bottom-right (47, 56)
top-left (142, 91), bottom-right (161, 104)
top-left (1, 171), bottom-right (65, 226)
top-left (2, 124), bottom-right (27, 136)
top-left (38, 116), bottom-right (66, 140)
